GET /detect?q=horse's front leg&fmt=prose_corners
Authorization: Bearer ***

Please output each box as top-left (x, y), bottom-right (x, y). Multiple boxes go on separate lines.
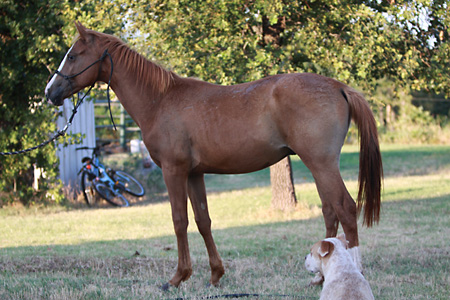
top-left (187, 173), bottom-right (225, 286)
top-left (162, 168), bottom-right (192, 288)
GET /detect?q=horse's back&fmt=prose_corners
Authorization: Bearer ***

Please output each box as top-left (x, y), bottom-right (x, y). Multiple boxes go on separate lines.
top-left (152, 73), bottom-right (352, 174)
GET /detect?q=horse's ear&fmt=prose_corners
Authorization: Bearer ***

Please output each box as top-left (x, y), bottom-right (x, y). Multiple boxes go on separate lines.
top-left (75, 21), bottom-right (88, 41)
top-left (318, 241), bottom-right (334, 258)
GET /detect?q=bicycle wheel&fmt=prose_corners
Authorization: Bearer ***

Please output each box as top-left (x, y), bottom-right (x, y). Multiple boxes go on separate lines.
top-left (94, 181), bottom-right (130, 207)
top-left (81, 171), bottom-right (97, 206)
top-left (112, 170), bottom-right (145, 197)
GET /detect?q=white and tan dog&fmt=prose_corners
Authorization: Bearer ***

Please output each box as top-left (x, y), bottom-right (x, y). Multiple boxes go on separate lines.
top-left (305, 235), bottom-right (374, 300)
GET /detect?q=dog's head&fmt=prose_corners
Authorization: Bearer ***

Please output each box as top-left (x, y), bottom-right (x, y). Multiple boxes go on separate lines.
top-left (304, 234), bottom-right (348, 273)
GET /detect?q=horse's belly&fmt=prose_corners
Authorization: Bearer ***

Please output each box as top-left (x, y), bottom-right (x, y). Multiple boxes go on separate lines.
top-left (191, 143), bottom-right (292, 174)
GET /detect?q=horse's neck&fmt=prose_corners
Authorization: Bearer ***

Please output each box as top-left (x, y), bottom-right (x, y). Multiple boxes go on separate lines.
top-left (108, 62), bottom-right (162, 128)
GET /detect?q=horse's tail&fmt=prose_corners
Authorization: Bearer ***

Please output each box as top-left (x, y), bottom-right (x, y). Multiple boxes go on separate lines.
top-left (342, 87), bottom-right (383, 227)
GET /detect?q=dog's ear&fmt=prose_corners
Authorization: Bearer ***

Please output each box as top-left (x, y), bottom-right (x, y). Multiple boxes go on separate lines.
top-left (337, 233), bottom-right (349, 249)
top-left (318, 241), bottom-right (334, 258)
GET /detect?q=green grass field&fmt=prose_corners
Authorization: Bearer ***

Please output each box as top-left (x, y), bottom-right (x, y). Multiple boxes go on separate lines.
top-left (0, 144), bottom-right (449, 299)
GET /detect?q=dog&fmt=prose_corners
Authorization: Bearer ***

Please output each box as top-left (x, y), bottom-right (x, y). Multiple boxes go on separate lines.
top-left (305, 235), bottom-right (374, 300)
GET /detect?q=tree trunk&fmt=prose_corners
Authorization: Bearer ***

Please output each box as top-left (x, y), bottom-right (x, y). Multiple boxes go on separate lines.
top-left (270, 156), bottom-right (297, 211)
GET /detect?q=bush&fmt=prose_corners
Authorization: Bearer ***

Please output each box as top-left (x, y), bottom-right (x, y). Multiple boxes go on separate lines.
top-left (379, 102), bottom-right (450, 144)
top-left (0, 0), bottom-right (68, 205)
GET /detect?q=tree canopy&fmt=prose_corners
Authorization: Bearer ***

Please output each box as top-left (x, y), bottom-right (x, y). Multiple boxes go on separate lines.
top-left (0, 0), bottom-right (66, 203)
top-left (124, 0), bottom-right (449, 96)
top-left (1, 0), bottom-right (449, 204)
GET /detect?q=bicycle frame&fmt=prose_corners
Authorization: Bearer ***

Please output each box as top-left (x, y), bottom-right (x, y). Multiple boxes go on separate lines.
top-left (76, 144), bottom-right (145, 207)
top-left (78, 147), bottom-right (125, 198)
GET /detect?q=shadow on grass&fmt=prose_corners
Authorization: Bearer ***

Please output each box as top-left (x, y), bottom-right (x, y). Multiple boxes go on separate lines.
top-left (3, 193), bottom-right (448, 265)
top-left (1, 194), bottom-right (449, 299)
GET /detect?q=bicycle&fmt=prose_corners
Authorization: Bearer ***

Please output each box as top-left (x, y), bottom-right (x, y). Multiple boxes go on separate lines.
top-left (76, 144), bottom-right (145, 207)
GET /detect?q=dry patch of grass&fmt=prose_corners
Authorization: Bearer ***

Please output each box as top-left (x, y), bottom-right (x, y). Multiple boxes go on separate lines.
top-left (0, 145), bottom-right (449, 299)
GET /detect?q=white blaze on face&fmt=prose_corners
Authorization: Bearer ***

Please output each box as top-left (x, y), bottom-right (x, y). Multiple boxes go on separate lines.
top-left (45, 44), bottom-right (75, 95)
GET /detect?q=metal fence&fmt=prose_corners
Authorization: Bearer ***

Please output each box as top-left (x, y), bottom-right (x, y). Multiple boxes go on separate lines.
top-left (94, 99), bottom-right (141, 148)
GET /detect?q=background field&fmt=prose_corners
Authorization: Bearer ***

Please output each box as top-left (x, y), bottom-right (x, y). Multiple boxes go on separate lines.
top-left (0, 144), bottom-right (449, 299)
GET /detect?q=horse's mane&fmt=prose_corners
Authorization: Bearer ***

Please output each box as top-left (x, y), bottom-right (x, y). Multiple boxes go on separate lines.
top-left (82, 29), bottom-right (175, 95)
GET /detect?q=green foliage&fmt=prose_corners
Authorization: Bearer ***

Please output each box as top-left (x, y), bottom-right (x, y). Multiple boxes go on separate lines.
top-left (126, 0), bottom-right (450, 144)
top-left (1, 1), bottom-right (450, 204)
top-left (381, 101), bottom-right (448, 144)
top-left (125, 0), bottom-right (450, 97)
top-left (0, 0), bottom-right (68, 205)
top-left (0, 0), bottom-right (128, 205)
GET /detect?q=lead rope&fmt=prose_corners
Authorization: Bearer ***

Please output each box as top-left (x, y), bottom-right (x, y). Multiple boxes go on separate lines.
top-left (167, 292), bottom-right (314, 299)
top-left (105, 51), bottom-right (116, 131)
top-left (0, 50), bottom-right (114, 156)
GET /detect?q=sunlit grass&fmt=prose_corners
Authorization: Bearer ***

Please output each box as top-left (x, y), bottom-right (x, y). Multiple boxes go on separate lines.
top-left (1, 172), bottom-right (448, 249)
top-left (0, 144), bottom-right (449, 299)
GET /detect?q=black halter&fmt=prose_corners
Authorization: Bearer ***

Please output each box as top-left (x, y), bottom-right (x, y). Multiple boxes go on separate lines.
top-left (0, 49), bottom-right (115, 156)
top-left (51, 49), bottom-right (116, 130)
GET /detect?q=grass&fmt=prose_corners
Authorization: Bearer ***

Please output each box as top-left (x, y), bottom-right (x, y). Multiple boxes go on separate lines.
top-left (0, 144), bottom-right (449, 299)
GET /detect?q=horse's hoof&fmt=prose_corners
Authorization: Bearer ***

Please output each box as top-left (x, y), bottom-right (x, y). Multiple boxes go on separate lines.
top-left (206, 281), bottom-right (221, 288)
top-left (160, 282), bottom-right (171, 292)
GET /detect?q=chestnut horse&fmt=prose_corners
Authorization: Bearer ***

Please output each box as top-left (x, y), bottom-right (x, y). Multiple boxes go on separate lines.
top-left (46, 23), bottom-right (382, 288)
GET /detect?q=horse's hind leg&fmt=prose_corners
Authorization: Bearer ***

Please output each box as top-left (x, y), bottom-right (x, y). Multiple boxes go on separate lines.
top-left (301, 154), bottom-right (359, 246)
top-left (303, 156), bottom-right (363, 270)
top-left (187, 173), bottom-right (225, 286)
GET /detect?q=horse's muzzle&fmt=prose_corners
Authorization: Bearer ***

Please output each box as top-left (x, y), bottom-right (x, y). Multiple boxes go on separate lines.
top-left (46, 90), bottom-right (65, 106)
top-left (45, 79), bottom-right (67, 106)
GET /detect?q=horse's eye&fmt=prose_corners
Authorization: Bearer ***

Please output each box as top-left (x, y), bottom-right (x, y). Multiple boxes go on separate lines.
top-left (68, 55), bottom-right (75, 61)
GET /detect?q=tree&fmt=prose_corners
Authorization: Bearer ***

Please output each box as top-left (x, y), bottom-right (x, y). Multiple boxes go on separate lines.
top-left (0, 0), bottom-right (131, 204)
top-left (270, 156), bottom-right (297, 211)
top-left (124, 1), bottom-right (449, 94)
top-left (122, 0), bottom-right (450, 209)
top-left (2, 0), bottom-right (449, 204)
top-left (0, 0), bottom-right (68, 204)
top-left (259, 7), bottom-right (297, 210)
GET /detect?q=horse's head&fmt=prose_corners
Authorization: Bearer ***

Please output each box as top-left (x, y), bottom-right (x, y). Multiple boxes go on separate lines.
top-left (45, 22), bottom-right (107, 106)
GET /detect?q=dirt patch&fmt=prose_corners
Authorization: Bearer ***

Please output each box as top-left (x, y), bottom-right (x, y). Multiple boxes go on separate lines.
top-left (0, 255), bottom-right (177, 278)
